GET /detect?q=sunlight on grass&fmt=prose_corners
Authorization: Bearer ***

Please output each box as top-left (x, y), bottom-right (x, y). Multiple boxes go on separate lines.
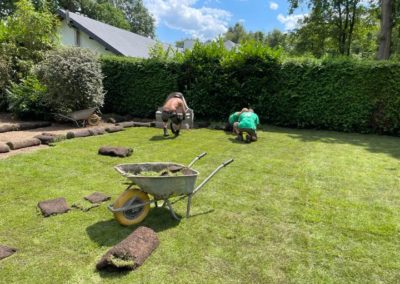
top-left (0, 126), bottom-right (399, 283)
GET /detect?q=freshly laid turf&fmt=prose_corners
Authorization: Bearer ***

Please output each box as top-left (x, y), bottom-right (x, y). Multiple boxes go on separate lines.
top-left (0, 126), bottom-right (399, 283)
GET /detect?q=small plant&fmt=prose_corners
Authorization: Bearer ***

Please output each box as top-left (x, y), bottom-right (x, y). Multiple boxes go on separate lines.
top-left (36, 47), bottom-right (105, 114)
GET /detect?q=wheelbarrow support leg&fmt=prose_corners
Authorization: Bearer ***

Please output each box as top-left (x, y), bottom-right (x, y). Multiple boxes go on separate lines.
top-left (165, 199), bottom-right (181, 220)
top-left (186, 194), bottom-right (192, 218)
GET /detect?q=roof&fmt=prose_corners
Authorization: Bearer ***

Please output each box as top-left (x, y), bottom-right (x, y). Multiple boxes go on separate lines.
top-left (58, 9), bottom-right (170, 58)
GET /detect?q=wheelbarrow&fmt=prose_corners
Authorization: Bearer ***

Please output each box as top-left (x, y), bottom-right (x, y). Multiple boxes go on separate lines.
top-left (55, 107), bottom-right (101, 128)
top-left (108, 153), bottom-right (234, 226)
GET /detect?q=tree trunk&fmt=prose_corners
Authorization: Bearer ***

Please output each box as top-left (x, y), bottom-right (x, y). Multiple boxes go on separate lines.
top-left (377, 0), bottom-right (393, 60)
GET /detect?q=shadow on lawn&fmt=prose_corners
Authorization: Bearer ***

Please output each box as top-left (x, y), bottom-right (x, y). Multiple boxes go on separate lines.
top-left (86, 207), bottom-right (180, 247)
top-left (266, 126), bottom-right (400, 160)
top-left (149, 135), bottom-right (178, 141)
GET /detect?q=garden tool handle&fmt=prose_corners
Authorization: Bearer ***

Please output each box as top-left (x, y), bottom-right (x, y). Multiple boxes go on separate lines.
top-left (222, 159), bottom-right (234, 167)
top-left (188, 152), bottom-right (208, 168)
top-left (198, 152), bottom-right (207, 159)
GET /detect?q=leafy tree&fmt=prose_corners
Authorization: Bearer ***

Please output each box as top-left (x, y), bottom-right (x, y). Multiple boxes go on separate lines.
top-left (289, 0), bottom-right (366, 56)
top-left (224, 22), bottom-right (249, 43)
top-left (83, 0), bottom-right (131, 30)
top-left (0, 0), bottom-right (59, 78)
top-left (0, 0), bottom-right (15, 19)
top-left (265, 29), bottom-right (288, 49)
top-left (376, 0), bottom-right (400, 59)
top-left (115, 0), bottom-right (155, 38)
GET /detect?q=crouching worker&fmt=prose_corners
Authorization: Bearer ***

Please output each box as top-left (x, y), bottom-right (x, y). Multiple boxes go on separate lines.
top-left (233, 108), bottom-right (260, 143)
top-left (227, 108), bottom-right (248, 132)
top-left (161, 92), bottom-right (188, 137)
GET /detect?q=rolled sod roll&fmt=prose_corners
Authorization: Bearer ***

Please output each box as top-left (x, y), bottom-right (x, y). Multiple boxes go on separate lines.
top-left (66, 129), bottom-right (92, 139)
top-left (96, 226), bottom-right (159, 271)
top-left (6, 138), bottom-right (41, 150)
top-left (0, 143), bottom-right (10, 153)
top-left (17, 121), bottom-right (51, 130)
top-left (41, 133), bottom-right (67, 141)
top-left (34, 135), bottom-right (57, 145)
top-left (88, 128), bottom-right (106, 136)
top-left (105, 126), bottom-right (124, 133)
top-left (0, 124), bottom-right (17, 133)
top-left (116, 121), bottom-right (135, 128)
top-left (133, 122), bottom-right (152, 127)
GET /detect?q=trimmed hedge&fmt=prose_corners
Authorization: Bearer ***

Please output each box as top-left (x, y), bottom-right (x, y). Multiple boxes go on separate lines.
top-left (273, 59), bottom-right (400, 135)
top-left (101, 56), bottom-right (180, 117)
top-left (101, 46), bottom-right (400, 136)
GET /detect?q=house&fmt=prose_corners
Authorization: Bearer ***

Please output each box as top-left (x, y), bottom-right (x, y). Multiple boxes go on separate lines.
top-left (58, 9), bottom-right (171, 58)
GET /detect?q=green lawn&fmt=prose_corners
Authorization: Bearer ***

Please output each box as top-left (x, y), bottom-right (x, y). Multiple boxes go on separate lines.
top-left (0, 126), bottom-right (400, 283)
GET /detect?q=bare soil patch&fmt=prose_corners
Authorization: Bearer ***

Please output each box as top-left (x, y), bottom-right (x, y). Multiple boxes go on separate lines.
top-left (0, 113), bottom-right (114, 159)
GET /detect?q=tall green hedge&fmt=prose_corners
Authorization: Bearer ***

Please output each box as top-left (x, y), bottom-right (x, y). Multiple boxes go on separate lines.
top-left (101, 44), bottom-right (400, 136)
top-left (101, 56), bottom-right (181, 117)
top-left (274, 59), bottom-right (400, 135)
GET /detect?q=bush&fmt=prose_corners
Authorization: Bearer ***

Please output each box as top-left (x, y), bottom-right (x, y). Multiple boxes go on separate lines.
top-left (0, 56), bottom-right (11, 111)
top-left (6, 75), bottom-right (48, 119)
top-left (36, 47), bottom-right (105, 113)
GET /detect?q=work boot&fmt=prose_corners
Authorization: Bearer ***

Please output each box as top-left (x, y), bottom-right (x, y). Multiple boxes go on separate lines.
top-left (245, 134), bottom-right (251, 143)
top-left (174, 129), bottom-right (180, 137)
top-left (163, 128), bottom-right (169, 137)
top-left (236, 134), bottom-right (243, 142)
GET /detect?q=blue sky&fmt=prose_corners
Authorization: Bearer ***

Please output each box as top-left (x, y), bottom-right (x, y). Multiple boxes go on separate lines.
top-left (143, 0), bottom-right (308, 44)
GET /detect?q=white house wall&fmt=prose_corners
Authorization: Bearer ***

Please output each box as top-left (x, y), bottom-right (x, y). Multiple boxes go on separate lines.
top-left (59, 20), bottom-right (114, 55)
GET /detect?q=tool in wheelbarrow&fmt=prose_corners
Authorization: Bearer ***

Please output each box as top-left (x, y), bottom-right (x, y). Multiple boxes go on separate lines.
top-left (108, 152), bottom-right (234, 226)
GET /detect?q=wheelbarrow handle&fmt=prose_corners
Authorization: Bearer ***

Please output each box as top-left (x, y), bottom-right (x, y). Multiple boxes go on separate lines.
top-left (192, 158), bottom-right (234, 196)
top-left (188, 152), bottom-right (208, 168)
top-left (222, 159), bottom-right (234, 167)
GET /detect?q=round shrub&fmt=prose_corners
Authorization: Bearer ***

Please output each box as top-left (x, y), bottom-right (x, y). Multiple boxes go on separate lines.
top-left (36, 47), bottom-right (105, 113)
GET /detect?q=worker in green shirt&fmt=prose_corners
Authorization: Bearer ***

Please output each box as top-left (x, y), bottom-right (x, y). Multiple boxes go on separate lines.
top-left (233, 109), bottom-right (260, 142)
top-left (226, 108), bottom-right (248, 132)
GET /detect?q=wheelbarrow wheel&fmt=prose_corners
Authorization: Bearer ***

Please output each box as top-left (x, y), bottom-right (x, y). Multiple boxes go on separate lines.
top-left (113, 188), bottom-right (150, 226)
top-left (87, 114), bottom-right (100, 126)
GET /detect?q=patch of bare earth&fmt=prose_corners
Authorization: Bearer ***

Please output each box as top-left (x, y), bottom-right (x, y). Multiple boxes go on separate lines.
top-left (0, 113), bottom-right (114, 160)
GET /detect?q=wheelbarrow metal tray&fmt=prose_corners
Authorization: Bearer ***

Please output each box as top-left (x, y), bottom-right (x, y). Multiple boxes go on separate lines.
top-left (69, 107), bottom-right (98, 120)
top-left (115, 163), bottom-right (199, 197)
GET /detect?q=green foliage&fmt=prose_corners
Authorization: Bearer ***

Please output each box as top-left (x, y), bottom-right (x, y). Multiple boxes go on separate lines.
top-left (0, 56), bottom-right (11, 110)
top-left (80, 0), bottom-right (131, 30)
top-left (101, 55), bottom-right (180, 117)
top-left (224, 22), bottom-right (249, 44)
top-left (274, 58), bottom-right (400, 135)
top-left (117, 0), bottom-right (155, 38)
top-left (101, 42), bottom-right (400, 135)
top-left (0, 0), bottom-right (59, 80)
top-left (36, 47), bottom-right (105, 113)
top-left (6, 75), bottom-right (48, 119)
top-left (58, 0), bottom-right (155, 36)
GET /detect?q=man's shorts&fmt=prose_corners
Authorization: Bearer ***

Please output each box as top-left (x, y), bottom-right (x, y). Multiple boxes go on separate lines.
top-left (238, 127), bottom-right (257, 140)
top-left (161, 111), bottom-right (183, 124)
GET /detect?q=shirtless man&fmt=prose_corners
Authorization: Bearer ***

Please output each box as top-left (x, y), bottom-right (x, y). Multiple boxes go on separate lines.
top-left (161, 92), bottom-right (188, 137)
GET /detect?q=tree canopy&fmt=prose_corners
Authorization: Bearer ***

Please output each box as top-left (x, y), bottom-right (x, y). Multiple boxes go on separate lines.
top-left (0, 0), bottom-right (155, 38)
